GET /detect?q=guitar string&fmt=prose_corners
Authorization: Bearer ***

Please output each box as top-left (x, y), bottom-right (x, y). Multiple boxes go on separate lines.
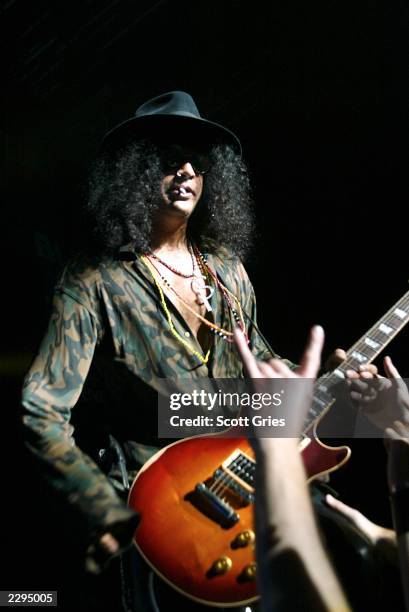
top-left (209, 456), bottom-right (244, 496)
top-left (210, 464), bottom-right (245, 501)
top-left (210, 455), bottom-right (254, 501)
top-left (212, 459), bottom-right (254, 506)
top-left (209, 461), bottom-right (239, 496)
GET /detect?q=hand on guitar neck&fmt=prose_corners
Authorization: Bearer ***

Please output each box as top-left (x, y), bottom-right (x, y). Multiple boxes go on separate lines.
top-left (325, 347), bottom-right (378, 377)
top-left (345, 354), bottom-right (409, 434)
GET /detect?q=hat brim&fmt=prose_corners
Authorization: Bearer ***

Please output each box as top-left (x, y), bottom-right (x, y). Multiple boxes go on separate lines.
top-left (100, 114), bottom-right (242, 156)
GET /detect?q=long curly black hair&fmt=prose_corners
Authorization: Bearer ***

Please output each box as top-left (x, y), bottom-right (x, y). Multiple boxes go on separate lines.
top-left (86, 140), bottom-right (255, 259)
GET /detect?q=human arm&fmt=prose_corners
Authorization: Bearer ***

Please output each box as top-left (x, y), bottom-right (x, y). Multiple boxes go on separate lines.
top-left (21, 285), bottom-right (139, 572)
top-left (324, 495), bottom-right (398, 566)
top-left (234, 326), bottom-right (351, 612)
top-left (387, 432), bottom-right (409, 612)
top-left (329, 356), bottom-right (409, 609)
top-left (383, 357), bottom-right (409, 611)
top-left (346, 354), bottom-right (409, 433)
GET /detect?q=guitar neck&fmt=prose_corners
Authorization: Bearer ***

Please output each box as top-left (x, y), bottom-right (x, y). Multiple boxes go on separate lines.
top-left (304, 288), bottom-right (409, 432)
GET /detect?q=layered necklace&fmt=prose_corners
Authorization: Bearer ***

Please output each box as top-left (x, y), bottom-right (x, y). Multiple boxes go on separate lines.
top-left (141, 244), bottom-right (249, 364)
top-left (148, 246), bottom-right (214, 312)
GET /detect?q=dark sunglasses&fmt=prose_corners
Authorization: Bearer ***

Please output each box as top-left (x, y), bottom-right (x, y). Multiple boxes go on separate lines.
top-left (160, 145), bottom-right (212, 176)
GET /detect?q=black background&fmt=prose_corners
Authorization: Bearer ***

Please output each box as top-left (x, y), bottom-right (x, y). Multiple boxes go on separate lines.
top-left (2, 0), bottom-right (409, 600)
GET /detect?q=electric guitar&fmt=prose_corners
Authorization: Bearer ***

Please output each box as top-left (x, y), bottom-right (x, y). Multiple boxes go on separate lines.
top-left (128, 289), bottom-right (409, 608)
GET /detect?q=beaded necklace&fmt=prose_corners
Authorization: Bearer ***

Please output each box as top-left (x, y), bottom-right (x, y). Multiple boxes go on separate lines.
top-left (150, 246), bottom-right (214, 311)
top-left (140, 247), bottom-right (249, 364)
top-left (148, 248), bottom-right (248, 341)
top-left (145, 255), bottom-right (235, 342)
top-left (193, 246), bottom-right (249, 342)
top-left (141, 255), bottom-right (211, 365)
top-left (148, 247), bottom-right (196, 278)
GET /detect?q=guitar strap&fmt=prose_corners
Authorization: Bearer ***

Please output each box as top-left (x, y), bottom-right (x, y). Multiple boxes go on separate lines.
top-left (98, 434), bottom-right (130, 491)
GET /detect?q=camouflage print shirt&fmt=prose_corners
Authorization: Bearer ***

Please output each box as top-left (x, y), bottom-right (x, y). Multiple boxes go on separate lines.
top-left (21, 247), bottom-right (280, 546)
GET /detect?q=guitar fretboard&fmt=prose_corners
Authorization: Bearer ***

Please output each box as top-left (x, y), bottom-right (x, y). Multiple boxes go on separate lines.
top-left (303, 289), bottom-right (409, 432)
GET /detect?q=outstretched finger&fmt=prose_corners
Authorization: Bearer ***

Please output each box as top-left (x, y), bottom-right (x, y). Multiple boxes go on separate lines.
top-left (385, 426), bottom-right (400, 441)
top-left (325, 494), bottom-right (359, 521)
top-left (384, 356), bottom-right (403, 381)
top-left (298, 325), bottom-right (324, 378)
top-left (384, 356), bottom-right (407, 393)
top-left (385, 423), bottom-right (409, 441)
top-left (233, 327), bottom-right (261, 378)
top-left (384, 356), bottom-right (400, 378)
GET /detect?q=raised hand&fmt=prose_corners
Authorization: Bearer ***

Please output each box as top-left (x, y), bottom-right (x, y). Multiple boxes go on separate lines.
top-left (233, 325), bottom-right (324, 441)
top-left (347, 356), bottom-right (409, 433)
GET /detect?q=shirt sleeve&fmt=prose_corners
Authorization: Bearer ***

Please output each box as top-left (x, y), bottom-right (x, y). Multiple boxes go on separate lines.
top-left (21, 286), bottom-right (139, 546)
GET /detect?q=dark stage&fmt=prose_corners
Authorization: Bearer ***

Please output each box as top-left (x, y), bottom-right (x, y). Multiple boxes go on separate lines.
top-left (1, 0), bottom-right (409, 608)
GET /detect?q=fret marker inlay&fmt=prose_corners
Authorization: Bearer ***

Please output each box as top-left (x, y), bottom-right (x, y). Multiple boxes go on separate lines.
top-left (379, 323), bottom-right (393, 335)
top-left (333, 369), bottom-right (345, 379)
top-left (394, 308), bottom-right (408, 320)
top-left (351, 351), bottom-right (367, 363)
top-left (365, 337), bottom-right (379, 350)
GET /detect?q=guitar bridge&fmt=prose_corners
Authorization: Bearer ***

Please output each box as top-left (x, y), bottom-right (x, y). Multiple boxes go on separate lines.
top-left (195, 482), bottom-right (239, 527)
top-left (186, 449), bottom-right (256, 528)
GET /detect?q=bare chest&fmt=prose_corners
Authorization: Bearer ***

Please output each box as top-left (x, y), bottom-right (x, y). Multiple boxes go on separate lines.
top-left (162, 275), bottom-right (209, 337)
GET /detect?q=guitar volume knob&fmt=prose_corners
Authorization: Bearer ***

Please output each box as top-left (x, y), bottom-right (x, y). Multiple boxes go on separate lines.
top-left (211, 556), bottom-right (233, 575)
top-left (242, 562), bottom-right (257, 581)
top-left (233, 529), bottom-right (255, 548)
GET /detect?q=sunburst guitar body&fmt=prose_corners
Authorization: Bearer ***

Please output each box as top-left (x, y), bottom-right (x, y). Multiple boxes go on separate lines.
top-left (128, 430), bottom-right (349, 607)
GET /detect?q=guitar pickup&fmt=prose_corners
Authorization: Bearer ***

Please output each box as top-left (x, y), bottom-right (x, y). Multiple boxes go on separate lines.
top-left (193, 482), bottom-right (240, 528)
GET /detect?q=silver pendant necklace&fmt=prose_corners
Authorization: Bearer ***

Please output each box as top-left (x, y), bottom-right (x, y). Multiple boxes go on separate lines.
top-left (190, 249), bottom-right (214, 311)
top-left (191, 275), bottom-right (214, 312)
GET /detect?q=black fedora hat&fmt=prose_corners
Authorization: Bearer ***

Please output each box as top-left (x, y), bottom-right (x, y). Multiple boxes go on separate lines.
top-left (101, 91), bottom-right (241, 155)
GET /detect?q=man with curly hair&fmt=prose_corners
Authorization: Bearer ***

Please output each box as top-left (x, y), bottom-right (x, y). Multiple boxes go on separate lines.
top-left (21, 92), bottom-right (280, 610)
top-left (20, 91), bottom-right (396, 612)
